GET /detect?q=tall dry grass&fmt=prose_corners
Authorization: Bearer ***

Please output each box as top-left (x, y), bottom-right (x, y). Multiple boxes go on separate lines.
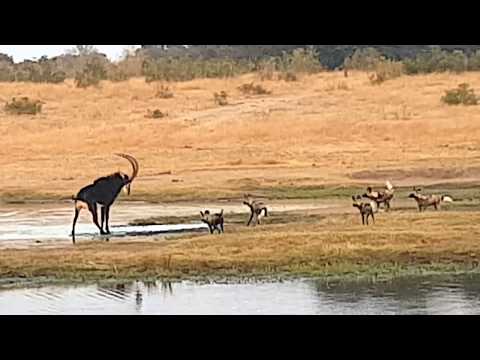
top-left (1, 72), bottom-right (480, 201)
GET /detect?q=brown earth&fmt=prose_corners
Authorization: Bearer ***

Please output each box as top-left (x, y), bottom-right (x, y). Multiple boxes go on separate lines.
top-left (1, 71), bottom-right (480, 203)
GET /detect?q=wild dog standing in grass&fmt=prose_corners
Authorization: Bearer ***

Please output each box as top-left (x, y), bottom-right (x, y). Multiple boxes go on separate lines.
top-left (352, 196), bottom-right (376, 226)
top-left (408, 187), bottom-right (454, 212)
top-left (200, 210), bottom-right (225, 234)
top-left (243, 194), bottom-right (268, 227)
top-left (363, 181), bottom-right (395, 211)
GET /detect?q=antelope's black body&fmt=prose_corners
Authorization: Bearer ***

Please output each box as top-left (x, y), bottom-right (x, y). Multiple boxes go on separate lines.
top-left (71, 154), bottom-right (139, 244)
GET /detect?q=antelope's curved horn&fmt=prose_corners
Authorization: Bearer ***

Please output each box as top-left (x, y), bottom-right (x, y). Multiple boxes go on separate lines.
top-left (115, 153), bottom-right (139, 183)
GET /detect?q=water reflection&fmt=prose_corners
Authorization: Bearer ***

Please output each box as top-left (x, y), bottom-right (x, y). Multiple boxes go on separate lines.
top-left (135, 289), bottom-right (143, 312)
top-left (95, 281), bottom-right (175, 313)
top-left (2, 276), bottom-right (480, 315)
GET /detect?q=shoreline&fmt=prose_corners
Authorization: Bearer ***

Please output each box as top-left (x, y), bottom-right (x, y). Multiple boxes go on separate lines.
top-left (1, 263), bottom-right (479, 291)
top-left (1, 184), bottom-right (480, 290)
top-left (2, 208), bottom-right (480, 289)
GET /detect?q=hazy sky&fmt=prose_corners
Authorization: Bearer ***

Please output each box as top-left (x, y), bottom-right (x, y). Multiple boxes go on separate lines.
top-left (0, 45), bottom-right (141, 62)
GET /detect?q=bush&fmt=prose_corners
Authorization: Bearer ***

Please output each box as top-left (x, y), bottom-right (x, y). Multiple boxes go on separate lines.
top-left (5, 97), bottom-right (44, 115)
top-left (441, 83), bottom-right (478, 106)
top-left (143, 57), bottom-right (254, 83)
top-left (278, 71), bottom-right (298, 82)
top-left (256, 58), bottom-right (277, 81)
top-left (344, 48), bottom-right (404, 85)
top-left (146, 109), bottom-right (167, 119)
top-left (214, 91), bottom-right (228, 106)
top-left (404, 47), bottom-right (468, 74)
top-left (74, 58), bottom-right (108, 88)
top-left (108, 64), bottom-right (129, 82)
top-left (345, 48), bottom-right (384, 71)
top-left (237, 82), bottom-right (271, 95)
top-left (0, 63), bottom-right (15, 82)
top-left (369, 59), bottom-right (404, 85)
top-left (467, 50), bottom-right (480, 71)
top-left (278, 48), bottom-right (323, 74)
top-left (155, 84), bottom-right (174, 99)
top-left (255, 49), bottom-right (322, 81)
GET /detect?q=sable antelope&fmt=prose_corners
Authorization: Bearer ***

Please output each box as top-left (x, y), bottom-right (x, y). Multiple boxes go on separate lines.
top-left (71, 154), bottom-right (139, 244)
top-left (363, 181), bottom-right (395, 211)
top-left (408, 187), bottom-right (454, 212)
top-left (352, 196), bottom-right (375, 226)
top-left (200, 210), bottom-right (225, 234)
top-left (243, 194), bottom-right (268, 227)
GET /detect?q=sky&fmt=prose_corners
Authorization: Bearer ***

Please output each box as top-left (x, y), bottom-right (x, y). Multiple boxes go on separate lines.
top-left (0, 45), bottom-right (141, 63)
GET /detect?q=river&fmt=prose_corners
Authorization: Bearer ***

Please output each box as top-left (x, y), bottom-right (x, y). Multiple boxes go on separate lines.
top-left (1, 275), bottom-right (480, 315)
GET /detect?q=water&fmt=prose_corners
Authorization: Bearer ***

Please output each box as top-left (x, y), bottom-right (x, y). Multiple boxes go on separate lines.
top-left (0, 201), bottom-right (335, 246)
top-left (2, 275), bottom-right (480, 315)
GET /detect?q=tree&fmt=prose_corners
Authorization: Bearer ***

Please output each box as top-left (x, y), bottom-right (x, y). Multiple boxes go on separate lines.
top-left (66, 45), bottom-right (98, 56)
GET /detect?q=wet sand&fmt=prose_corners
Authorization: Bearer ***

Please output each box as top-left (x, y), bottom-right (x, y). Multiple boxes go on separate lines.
top-left (0, 199), bottom-right (345, 249)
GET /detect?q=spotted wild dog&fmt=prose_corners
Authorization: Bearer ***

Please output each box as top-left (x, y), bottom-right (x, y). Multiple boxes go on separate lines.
top-left (200, 210), bottom-right (225, 234)
top-left (243, 194), bottom-right (268, 227)
top-left (352, 196), bottom-right (376, 226)
top-left (408, 188), bottom-right (454, 212)
top-left (363, 181), bottom-right (395, 211)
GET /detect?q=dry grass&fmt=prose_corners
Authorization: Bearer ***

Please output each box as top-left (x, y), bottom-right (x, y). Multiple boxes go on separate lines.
top-left (1, 210), bottom-right (480, 282)
top-left (2, 73), bottom-right (480, 203)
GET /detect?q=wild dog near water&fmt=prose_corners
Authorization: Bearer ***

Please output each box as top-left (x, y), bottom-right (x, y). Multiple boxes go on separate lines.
top-left (408, 187), bottom-right (454, 212)
top-left (363, 181), bottom-right (395, 211)
top-left (352, 196), bottom-right (376, 226)
top-left (243, 194), bottom-right (268, 227)
top-left (71, 154), bottom-right (139, 244)
top-left (200, 210), bottom-right (225, 234)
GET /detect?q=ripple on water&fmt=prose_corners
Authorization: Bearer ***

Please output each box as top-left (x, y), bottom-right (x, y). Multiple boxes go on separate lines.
top-left (3, 276), bottom-right (480, 315)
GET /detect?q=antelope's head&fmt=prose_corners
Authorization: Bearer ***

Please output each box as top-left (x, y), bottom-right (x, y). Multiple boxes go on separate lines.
top-left (115, 153), bottom-right (139, 196)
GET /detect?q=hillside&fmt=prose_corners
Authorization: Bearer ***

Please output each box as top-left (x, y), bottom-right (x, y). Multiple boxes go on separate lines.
top-left (1, 71), bottom-right (480, 203)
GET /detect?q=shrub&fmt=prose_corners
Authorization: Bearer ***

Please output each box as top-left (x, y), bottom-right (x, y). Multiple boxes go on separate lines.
top-left (256, 58), bottom-right (276, 81)
top-left (238, 82), bottom-right (271, 95)
top-left (404, 47), bottom-right (468, 74)
top-left (467, 50), bottom-right (480, 71)
top-left (278, 71), bottom-right (298, 82)
top-left (143, 57), bottom-right (253, 83)
top-left (369, 59), bottom-right (404, 85)
top-left (74, 58), bottom-right (108, 88)
top-left (0, 62), bottom-right (15, 82)
top-left (345, 48), bottom-right (383, 71)
top-left (441, 83), bottom-right (478, 106)
top-left (146, 109), bottom-right (168, 119)
top-left (5, 97), bottom-right (44, 115)
top-left (108, 64), bottom-right (129, 82)
top-left (155, 84), bottom-right (174, 99)
top-left (278, 48), bottom-right (323, 74)
top-left (325, 81), bottom-right (350, 91)
top-left (214, 91), bottom-right (228, 106)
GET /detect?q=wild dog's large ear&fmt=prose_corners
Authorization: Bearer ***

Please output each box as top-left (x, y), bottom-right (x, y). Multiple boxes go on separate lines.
top-left (352, 196), bottom-right (356, 201)
top-left (200, 211), bottom-right (204, 217)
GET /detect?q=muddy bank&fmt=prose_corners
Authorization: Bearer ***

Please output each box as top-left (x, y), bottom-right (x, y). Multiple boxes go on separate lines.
top-left (0, 199), bottom-right (342, 249)
top-left (2, 208), bottom-right (480, 288)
